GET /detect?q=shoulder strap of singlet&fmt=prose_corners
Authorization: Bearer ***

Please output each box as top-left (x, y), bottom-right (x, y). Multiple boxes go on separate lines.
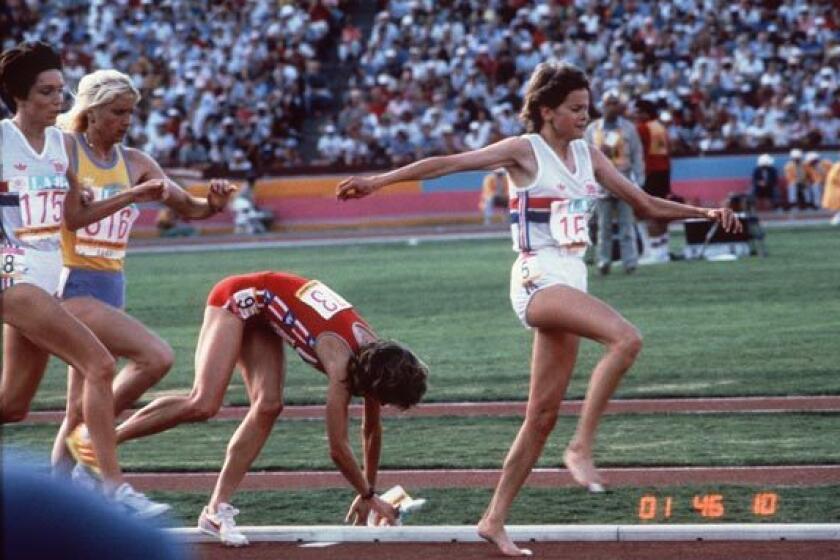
top-left (117, 144), bottom-right (134, 184)
top-left (526, 133), bottom-right (550, 163)
top-left (68, 132), bottom-right (80, 174)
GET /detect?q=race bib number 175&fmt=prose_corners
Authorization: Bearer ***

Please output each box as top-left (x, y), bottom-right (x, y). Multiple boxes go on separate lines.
top-left (9, 175), bottom-right (69, 239)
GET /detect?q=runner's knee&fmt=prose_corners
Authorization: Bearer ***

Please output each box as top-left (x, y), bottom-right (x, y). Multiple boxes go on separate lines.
top-left (525, 405), bottom-right (559, 439)
top-left (187, 394), bottom-right (223, 421)
top-left (252, 395), bottom-right (283, 421)
top-left (81, 354), bottom-right (117, 385)
top-left (613, 326), bottom-right (643, 363)
top-left (142, 341), bottom-right (175, 380)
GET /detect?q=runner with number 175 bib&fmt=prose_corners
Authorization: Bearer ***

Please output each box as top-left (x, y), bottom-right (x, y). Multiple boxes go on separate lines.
top-left (0, 41), bottom-right (169, 518)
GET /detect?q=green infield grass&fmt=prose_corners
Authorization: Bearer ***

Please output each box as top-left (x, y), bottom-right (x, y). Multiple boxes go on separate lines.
top-left (152, 485), bottom-right (840, 526)
top-left (5, 412), bottom-right (840, 471)
top-left (26, 225), bottom-right (840, 410)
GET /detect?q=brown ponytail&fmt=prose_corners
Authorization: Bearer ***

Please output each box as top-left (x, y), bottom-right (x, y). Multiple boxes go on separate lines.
top-left (346, 339), bottom-right (428, 410)
top-left (519, 62), bottom-right (590, 133)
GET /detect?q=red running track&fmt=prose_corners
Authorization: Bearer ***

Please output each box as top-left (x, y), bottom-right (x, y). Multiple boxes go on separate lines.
top-left (127, 465), bottom-right (840, 493)
top-left (23, 396), bottom-right (840, 424)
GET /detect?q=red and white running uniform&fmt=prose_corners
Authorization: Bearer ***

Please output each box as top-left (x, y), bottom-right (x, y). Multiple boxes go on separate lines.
top-left (207, 271), bottom-right (369, 371)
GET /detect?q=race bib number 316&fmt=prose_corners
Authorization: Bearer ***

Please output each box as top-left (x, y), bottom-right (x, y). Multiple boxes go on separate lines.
top-left (296, 280), bottom-right (352, 320)
top-left (75, 185), bottom-right (139, 259)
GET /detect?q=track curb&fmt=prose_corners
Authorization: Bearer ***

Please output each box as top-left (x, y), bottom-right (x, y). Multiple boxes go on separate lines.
top-left (169, 523), bottom-right (840, 543)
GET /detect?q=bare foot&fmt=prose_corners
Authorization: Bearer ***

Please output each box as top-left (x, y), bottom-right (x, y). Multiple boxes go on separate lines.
top-left (477, 520), bottom-right (533, 557)
top-left (563, 448), bottom-right (606, 493)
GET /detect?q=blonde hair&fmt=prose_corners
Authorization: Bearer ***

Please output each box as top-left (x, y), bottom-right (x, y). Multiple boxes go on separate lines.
top-left (58, 69), bottom-right (140, 132)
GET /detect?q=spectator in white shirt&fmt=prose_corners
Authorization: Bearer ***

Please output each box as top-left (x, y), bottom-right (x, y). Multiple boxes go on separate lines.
top-left (495, 104), bottom-right (522, 136)
top-left (316, 124), bottom-right (345, 165)
top-left (464, 121), bottom-right (488, 150)
top-left (760, 61), bottom-right (784, 91)
top-left (229, 149), bottom-right (253, 174)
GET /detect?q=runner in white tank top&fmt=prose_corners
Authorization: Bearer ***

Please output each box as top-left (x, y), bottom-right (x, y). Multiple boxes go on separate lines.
top-left (336, 62), bottom-right (741, 557)
top-left (0, 119), bottom-right (69, 293)
top-left (507, 133), bottom-right (605, 327)
top-left (0, 41), bottom-right (170, 519)
top-left (508, 134), bottom-right (602, 254)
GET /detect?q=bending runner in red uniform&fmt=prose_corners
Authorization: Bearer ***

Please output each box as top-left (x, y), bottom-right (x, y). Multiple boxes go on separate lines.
top-left (74, 271), bottom-right (428, 546)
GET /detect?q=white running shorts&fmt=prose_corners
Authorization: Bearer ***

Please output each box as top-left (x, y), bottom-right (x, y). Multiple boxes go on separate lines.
top-left (509, 247), bottom-right (588, 328)
top-left (2, 247), bottom-right (63, 295)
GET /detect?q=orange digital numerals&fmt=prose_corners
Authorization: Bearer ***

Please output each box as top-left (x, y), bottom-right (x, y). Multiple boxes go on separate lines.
top-left (637, 492), bottom-right (778, 521)
top-left (693, 494), bottom-right (725, 518)
top-left (638, 495), bottom-right (673, 521)
top-left (752, 492), bottom-right (779, 516)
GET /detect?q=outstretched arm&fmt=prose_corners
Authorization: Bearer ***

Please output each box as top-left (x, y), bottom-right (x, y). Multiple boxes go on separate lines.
top-left (126, 148), bottom-right (237, 219)
top-left (337, 136), bottom-right (529, 200)
top-left (163, 177), bottom-right (238, 219)
top-left (591, 146), bottom-right (742, 232)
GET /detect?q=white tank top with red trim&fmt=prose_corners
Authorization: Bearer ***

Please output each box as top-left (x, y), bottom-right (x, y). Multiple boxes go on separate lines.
top-left (0, 119), bottom-right (69, 251)
top-left (508, 134), bottom-right (604, 254)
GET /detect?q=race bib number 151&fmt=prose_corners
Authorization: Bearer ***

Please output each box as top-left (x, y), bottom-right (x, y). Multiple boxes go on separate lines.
top-left (549, 200), bottom-right (589, 247)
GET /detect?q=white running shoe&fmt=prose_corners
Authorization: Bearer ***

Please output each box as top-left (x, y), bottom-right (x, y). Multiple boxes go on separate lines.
top-left (198, 503), bottom-right (249, 547)
top-left (113, 483), bottom-right (171, 519)
top-left (71, 462), bottom-right (101, 492)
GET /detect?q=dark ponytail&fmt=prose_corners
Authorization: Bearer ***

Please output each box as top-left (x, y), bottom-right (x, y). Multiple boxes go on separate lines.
top-left (0, 41), bottom-right (63, 113)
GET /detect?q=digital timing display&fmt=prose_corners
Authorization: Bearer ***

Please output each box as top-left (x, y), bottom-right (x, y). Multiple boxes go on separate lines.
top-left (637, 492), bottom-right (779, 521)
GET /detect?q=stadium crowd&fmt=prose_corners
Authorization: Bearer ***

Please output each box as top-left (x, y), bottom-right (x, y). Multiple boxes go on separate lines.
top-left (1, 0), bottom-right (351, 172)
top-left (2, 0), bottom-right (838, 172)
